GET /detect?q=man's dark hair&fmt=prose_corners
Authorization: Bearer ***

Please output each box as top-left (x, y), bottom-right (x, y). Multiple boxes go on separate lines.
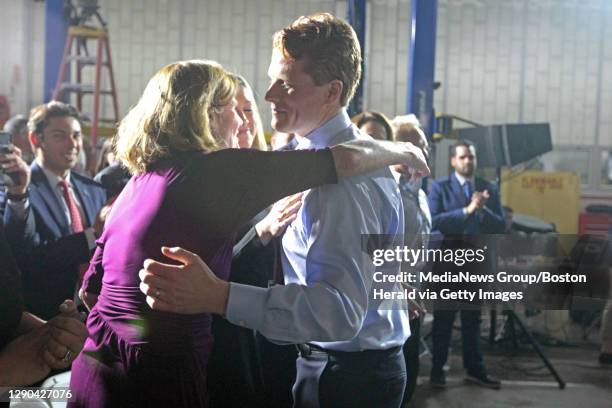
top-left (450, 141), bottom-right (474, 158)
top-left (27, 101), bottom-right (81, 136)
top-left (352, 111), bottom-right (393, 141)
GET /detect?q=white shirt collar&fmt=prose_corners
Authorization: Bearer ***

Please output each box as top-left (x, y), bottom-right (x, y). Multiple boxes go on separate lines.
top-left (295, 110), bottom-right (352, 150)
top-left (36, 159), bottom-right (72, 188)
top-left (390, 167), bottom-right (402, 183)
top-left (454, 171), bottom-right (474, 186)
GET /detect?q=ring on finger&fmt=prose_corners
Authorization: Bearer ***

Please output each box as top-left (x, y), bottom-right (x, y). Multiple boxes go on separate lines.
top-left (62, 349), bottom-right (73, 362)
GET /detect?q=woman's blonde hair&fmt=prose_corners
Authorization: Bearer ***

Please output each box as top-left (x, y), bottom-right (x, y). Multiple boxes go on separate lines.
top-left (233, 74), bottom-right (267, 151)
top-left (115, 60), bottom-right (236, 174)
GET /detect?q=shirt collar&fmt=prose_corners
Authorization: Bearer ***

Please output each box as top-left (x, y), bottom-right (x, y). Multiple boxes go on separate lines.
top-left (454, 171), bottom-right (474, 186)
top-left (37, 159), bottom-right (71, 188)
top-left (390, 167), bottom-right (402, 183)
top-left (296, 110), bottom-right (352, 150)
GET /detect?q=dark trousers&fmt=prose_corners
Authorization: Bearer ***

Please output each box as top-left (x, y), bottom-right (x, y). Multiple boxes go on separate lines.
top-left (401, 317), bottom-right (421, 406)
top-left (432, 309), bottom-right (484, 375)
top-left (293, 345), bottom-right (406, 408)
top-left (208, 317), bottom-right (296, 408)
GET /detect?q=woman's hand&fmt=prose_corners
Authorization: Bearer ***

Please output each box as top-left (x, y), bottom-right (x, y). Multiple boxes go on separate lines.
top-left (43, 300), bottom-right (88, 369)
top-left (0, 300), bottom-right (88, 386)
top-left (255, 193), bottom-right (303, 245)
top-left (0, 324), bottom-right (50, 386)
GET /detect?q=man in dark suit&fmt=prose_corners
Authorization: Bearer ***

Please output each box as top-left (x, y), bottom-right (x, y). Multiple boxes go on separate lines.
top-left (3, 101), bottom-right (107, 319)
top-left (427, 141), bottom-right (505, 389)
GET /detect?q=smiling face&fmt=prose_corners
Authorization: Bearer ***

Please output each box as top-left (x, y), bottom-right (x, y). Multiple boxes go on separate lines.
top-left (210, 97), bottom-right (246, 149)
top-left (235, 86), bottom-right (256, 148)
top-left (265, 50), bottom-right (340, 138)
top-left (33, 116), bottom-right (82, 177)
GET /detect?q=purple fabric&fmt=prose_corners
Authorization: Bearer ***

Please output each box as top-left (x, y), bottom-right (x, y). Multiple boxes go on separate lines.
top-left (68, 149), bottom-right (337, 407)
top-left (71, 158), bottom-right (227, 407)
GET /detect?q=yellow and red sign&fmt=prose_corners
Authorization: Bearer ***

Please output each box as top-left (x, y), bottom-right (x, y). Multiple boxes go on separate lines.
top-left (501, 170), bottom-right (580, 234)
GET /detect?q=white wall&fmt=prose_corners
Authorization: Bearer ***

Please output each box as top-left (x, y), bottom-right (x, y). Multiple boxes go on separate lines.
top-left (2, 0), bottom-right (611, 150)
top-left (435, 0), bottom-right (612, 148)
top-left (0, 0), bottom-right (45, 118)
top-left (98, 0), bottom-right (344, 132)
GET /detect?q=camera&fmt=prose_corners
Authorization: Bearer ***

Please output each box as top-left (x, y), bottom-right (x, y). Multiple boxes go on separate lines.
top-left (0, 131), bottom-right (11, 153)
top-left (0, 131), bottom-right (20, 186)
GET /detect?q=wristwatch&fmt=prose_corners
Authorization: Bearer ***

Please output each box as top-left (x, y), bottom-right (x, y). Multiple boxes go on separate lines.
top-left (6, 190), bottom-right (28, 202)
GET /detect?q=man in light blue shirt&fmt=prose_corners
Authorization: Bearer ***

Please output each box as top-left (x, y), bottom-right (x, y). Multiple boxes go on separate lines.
top-left (226, 108), bottom-right (409, 406)
top-left (139, 13), bottom-right (429, 408)
top-left (228, 14), bottom-right (410, 407)
top-left (227, 110), bottom-right (409, 345)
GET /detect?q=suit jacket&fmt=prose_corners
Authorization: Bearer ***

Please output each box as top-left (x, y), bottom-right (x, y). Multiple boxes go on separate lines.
top-left (427, 174), bottom-right (504, 300)
top-left (3, 162), bottom-right (107, 318)
top-left (428, 173), bottom-right (505, 236)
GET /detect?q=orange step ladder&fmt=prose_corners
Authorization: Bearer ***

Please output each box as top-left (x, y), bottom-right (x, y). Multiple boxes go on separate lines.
top-left (53, 26), bottom-right (119, 146)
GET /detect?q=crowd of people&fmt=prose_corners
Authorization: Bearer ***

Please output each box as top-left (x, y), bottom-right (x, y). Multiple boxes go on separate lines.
top-left (1, 11), bottom-right (610, 408)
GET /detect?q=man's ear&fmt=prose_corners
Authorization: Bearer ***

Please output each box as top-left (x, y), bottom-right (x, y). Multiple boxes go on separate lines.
top-left (326, 80), bottom-right (343, 105)
top-left (29, 132), bottom-right (42, 149)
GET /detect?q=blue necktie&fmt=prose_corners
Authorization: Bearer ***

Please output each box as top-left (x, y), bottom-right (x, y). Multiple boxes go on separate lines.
top-left (463, 181), bottom-right (479, 234)
top-left (463, 181), bottom-right (472, 201)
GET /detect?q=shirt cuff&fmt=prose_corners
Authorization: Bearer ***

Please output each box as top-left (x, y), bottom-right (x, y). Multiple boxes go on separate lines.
top-left (84, 228), bottom-right (97, 250)
top-left (7, 198), bottom-right (29, 219)
top-left (225, 282), bottom-right (268, 330)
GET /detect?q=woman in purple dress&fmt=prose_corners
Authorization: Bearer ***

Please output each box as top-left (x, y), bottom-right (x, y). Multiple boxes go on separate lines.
top-left (68, 60), bottom-right (426, 407)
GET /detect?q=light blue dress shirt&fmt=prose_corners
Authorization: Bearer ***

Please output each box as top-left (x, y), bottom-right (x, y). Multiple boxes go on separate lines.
top-left (226, 111), bottom-right (410, 351)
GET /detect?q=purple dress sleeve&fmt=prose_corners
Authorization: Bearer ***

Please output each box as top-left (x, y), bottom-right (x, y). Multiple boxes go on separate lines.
top-left (68, 147), bottom-right (338, 407)
top-left (173, 148), bottom-right (337, 235)
top-left (79, 147), bottom-right (336, 295)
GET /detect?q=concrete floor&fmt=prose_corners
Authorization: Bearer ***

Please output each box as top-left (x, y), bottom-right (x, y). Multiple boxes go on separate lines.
top-left (408, 316), bottom-right (612, 407)
top-left (410, 381), bottom-right (611, 408)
